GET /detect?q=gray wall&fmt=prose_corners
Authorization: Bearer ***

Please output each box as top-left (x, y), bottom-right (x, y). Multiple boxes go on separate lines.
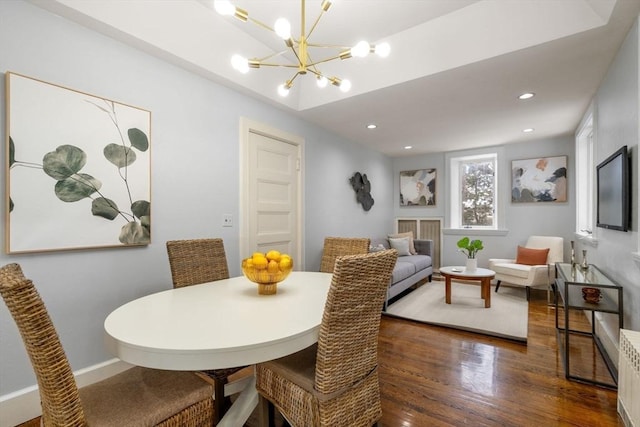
top-left (580, 17), bottom-right (639, 332)
top-left (0, 1), bottom-right (393, 395)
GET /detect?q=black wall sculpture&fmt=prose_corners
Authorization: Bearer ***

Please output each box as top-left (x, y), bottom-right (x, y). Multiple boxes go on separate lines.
top-left (349, 172), bottom-right (374, 211)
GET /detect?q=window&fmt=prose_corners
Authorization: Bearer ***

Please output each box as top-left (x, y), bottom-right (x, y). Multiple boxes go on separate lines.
top-left (448, 151), bottom-right (499, 230)
top-left (576, 114), bottom-right (594, 236)
top-left (461, 158), bottom-right (495, 227)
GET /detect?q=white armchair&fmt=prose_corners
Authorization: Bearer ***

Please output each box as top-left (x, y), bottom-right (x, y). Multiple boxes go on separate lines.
top-left (488, 236), bottom-right (564, 300)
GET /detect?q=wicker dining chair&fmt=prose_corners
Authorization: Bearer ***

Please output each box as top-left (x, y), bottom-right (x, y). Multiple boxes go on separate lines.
top-left (166, 238), bottom-right (246, 423)
top-left (319, 237), bottom-right (371, 273)
top-left (0, 263), bottom-right (214, 427)
top-left (256, 249), bottom-right (398, 427)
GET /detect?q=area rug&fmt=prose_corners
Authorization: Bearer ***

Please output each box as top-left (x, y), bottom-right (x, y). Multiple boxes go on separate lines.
top-left (385, 281), bottom-right (528, 342)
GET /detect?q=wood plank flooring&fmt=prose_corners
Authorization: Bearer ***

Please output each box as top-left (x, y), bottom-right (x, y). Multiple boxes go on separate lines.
top-left (375, 288), bottom-right (621, 426)
top-left (17, 288), bottom-right (621, 427)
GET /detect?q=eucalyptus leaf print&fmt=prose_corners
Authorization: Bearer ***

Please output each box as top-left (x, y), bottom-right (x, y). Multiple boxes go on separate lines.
top-left (119, 221), bottom-right (150, 244)
top-left (7, 72), bottom-right (151, 252)
top-left (92, 197), bottom-right (120, 220)
top-left (43, 145), bottom-right (87, 180)
top-left (54, 173), bottom-right (101, 202)
top-left (104, 143), bottom-right (136, 168)
top-left (131, 200), bottom-right (150, 219)
top-left (128, 128), bottom-right (149, 152)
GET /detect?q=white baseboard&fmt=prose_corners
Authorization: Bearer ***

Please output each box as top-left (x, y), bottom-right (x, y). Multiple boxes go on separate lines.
top-left (0, 359), bottom-right (131, 427)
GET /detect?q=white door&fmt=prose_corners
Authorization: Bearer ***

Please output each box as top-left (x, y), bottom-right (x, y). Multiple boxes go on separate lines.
top-left (240, 119), bottom-right (303, 267)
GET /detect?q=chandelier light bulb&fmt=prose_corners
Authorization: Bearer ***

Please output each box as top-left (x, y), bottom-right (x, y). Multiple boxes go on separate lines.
top-left (350, 41), bottom-right (370, 58)
top-left (316, 75), bottom-right (328, 88)
top-left (321, 0), bottom-right (332, 12)
top-left (374, 42), bottom-right (390, 58)
top-left (231, 54), bottom-right (249, 74)
top-left (277, 83), bottom-right (291, 97)
top-left (340, 79), bottom-right (352, 92)
top-left (213, 0), bottom-right (236, 16)
top-left (274, 18), bottom-right (291, 40)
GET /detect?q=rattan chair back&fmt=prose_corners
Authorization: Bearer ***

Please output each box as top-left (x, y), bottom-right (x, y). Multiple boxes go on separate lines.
top-left (255, 249), bottom-right (398, 426)
top-left (166, 238), bottom-right (247, 424)
top-left (166, 238), bottom-right (230, 288)
top-left (0, 263), bottom-right (86, 425)
top-left (1, 263), bottom-right (215, 426)
top-left (315, 249), bottom-right (397, 395)
top-left (319, 237), bottom-right (371, 273)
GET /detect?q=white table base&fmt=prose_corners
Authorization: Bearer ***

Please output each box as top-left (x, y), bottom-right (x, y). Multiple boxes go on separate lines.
top-left (218, 374), bottom-right (258, 427)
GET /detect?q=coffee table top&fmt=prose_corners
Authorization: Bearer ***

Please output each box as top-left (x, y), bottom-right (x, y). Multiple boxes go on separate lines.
top-left (440, 266), bottom-right (495, 278)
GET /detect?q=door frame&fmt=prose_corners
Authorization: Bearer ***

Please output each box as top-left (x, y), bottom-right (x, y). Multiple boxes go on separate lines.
top-left (239, 117), bottom-right (305, 270)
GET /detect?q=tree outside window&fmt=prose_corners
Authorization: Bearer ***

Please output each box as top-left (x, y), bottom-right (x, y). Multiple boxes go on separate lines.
top-left (461, 160), bottom-right (495, 227)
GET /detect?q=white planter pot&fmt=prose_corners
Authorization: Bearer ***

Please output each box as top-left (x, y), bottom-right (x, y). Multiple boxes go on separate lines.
top-left (465, 258), bottom-right (477, 272)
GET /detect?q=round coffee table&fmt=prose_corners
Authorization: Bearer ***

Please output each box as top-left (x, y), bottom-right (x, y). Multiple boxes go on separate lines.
top-left (439, 266), bottom-right (495, 308)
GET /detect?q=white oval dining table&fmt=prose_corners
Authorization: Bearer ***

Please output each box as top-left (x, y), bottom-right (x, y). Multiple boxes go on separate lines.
top-left (104, 271), bottom-right (332, 427)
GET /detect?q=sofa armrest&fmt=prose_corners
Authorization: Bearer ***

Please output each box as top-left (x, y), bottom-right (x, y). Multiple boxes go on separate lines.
top-left (414, 239), bottom-right (433, 257)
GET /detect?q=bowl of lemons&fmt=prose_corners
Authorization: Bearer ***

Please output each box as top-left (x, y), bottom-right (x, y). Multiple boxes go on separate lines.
top-left (242, 250), bottom-right (293, 295)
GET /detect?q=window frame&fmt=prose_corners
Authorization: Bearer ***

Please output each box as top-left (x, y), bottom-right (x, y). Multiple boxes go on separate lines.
top-left (575, 110), bottom-right (598, 246)
top-left (445, 146), bottom-right (506, 236)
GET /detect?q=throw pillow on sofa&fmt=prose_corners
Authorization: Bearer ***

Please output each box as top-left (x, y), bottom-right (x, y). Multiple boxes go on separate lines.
top-left (389, 237), bottom-right (412, 256)
top-left (388, 232), bottom-right (417, 254)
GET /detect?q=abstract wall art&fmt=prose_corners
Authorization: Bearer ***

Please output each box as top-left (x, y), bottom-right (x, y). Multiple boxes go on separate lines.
top-left (349, 171), bottom-right (374, 211)
top-left (511, 156), bottom-right (567, 203)
top-left (6, 72), bottom-right (151, 253)
top-left (400, 169), bottom-right (436, 206)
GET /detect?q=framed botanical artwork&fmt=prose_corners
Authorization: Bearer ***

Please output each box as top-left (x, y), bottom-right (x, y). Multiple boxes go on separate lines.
top-left (400, 169), bottom-right (436, 206)
top-left (6, 72), bottom-right (151, 253)
top-left (511, 156), bottom-right (567, 203)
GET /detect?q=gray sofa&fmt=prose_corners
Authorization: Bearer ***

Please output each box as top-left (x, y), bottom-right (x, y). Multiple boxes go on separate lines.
top-left (370, 237), bottom-right (434, 309)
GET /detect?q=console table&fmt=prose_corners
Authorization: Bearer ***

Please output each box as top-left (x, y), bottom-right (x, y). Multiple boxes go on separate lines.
top-left (555, 262), bottom-right (623, 389)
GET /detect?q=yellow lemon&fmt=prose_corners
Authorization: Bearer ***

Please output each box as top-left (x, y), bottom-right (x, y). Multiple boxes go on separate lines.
top-left (252, 252), bottom-right (265, 259)
top-left (279, 257), bottom-right (292, 271)
top-left (266, 250), bottom-right (281, 262)
top-left (244, 258), bottom-right (254, 270)
top-left (267, 260), bottom-right (280, 274)
top-left (252, 255), bottom-right (268, 270)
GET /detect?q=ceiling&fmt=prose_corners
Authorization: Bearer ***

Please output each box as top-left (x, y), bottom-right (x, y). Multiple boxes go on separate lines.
top-left (30, 0), bottom-right (640, 157)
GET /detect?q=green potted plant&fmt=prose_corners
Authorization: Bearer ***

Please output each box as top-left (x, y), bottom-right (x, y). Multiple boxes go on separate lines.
top-left (457, 237), bottom-right (483, 271)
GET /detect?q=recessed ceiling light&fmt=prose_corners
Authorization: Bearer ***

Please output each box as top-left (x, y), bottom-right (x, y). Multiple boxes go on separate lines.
top-left (518, 92), bottom-right (535, 100)
top-left (404, 145), bottom-right (412, 150)
top-left (523, 128), bottom-right (535, 133)
top-left (366, 124), bottom-right (377, 129)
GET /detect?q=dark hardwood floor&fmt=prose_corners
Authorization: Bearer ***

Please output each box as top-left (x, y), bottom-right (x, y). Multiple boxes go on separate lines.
top-left (18, 287), bottom-right (621, 427)
top-left (375, 287), bottom-right (621, 426)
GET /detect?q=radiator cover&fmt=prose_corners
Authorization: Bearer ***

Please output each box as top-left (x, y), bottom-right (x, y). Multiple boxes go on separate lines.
top-left (618, 329), bottom-right (640, 427)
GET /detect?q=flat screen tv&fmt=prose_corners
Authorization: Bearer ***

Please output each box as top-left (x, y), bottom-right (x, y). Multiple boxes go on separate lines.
top-left (596, 145), bottom-right (630, 231)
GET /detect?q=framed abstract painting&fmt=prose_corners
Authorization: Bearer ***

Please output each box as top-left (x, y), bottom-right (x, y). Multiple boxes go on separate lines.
top-left (400, 169), bottom-right (436, 206)
top-left (511, 156), bottom-right (567, 203)
top-left (5, 72), bottom-right (151, 253)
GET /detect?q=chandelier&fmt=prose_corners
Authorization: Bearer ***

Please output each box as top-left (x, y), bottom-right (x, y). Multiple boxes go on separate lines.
top-left (213, 0), bottom-right (390, 97)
